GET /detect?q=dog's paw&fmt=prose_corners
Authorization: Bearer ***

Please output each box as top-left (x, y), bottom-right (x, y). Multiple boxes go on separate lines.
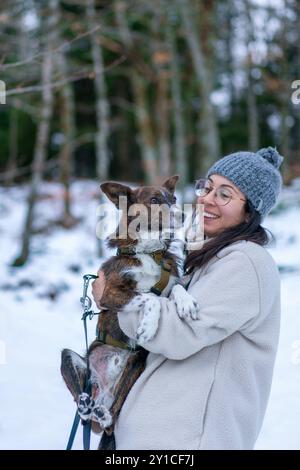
top-left (77, 392), bottom-right (95, 421)
top-left (134, 294), bottom-right (161, 344)
top-left (91, 404), bottom-right (112, 429)
top-left (170, 284), bottom-right (200, 320)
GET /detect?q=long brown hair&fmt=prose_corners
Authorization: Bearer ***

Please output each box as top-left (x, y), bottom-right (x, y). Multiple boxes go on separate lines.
top-left (184, 200), bottom-right (274, 274)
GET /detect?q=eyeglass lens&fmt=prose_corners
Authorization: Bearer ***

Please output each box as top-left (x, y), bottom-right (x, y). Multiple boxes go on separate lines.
top-left (195, 179), bottom-right (232, 206)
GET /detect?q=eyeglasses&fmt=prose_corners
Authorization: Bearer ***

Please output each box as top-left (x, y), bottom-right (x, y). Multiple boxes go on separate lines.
top-left (194, 178), bottom-right (246, 206)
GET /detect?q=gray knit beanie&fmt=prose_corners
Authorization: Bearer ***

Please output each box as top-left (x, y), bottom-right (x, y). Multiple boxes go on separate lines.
top-left (206, 147), bottom-right (284, 218)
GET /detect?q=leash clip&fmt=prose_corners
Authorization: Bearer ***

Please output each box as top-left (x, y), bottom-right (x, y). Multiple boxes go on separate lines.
top-left (80, 274), bottom-right (98, 319)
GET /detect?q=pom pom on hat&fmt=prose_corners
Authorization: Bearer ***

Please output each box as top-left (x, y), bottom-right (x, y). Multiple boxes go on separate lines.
top-left (257, 147), bottom-right (284, 170)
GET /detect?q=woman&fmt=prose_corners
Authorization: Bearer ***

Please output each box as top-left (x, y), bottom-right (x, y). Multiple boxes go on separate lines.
top-left (92, 147), bottom-right (283, 450)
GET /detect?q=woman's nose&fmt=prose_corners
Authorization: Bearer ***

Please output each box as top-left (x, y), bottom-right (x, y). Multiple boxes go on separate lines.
top-left (198, 190), bottom-right (216, 205)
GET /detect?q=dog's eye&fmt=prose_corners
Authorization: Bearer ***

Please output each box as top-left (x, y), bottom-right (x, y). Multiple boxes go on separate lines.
top-left (150, 197), bottom-right (159, 204)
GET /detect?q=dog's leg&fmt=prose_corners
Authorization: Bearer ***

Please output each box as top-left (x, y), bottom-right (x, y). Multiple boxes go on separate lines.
top-left (91, 403), bottom-right (113, 429)
top-left (61, 349), bottom-right (98, 421)
top-left (88, 344), bottom-right (131, 431)
top-left (169, 284), bottom-right (200, 320)
top-left (77, 393), bottom-right (95, 421)
top-left (123, 293), bottom-right (161, 343)
top-left (61, 348), bottom-right (87, 400)
top-left (105, 349), bottom-right (148, 435)
top-left (96, 350), bottom-right (147, 447)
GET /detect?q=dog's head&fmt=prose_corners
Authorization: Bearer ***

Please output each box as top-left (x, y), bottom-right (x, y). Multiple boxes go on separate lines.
top-left (100, 176), bottom-right (182, 241)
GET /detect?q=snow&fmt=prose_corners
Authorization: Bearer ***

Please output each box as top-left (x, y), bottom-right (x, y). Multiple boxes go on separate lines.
top-left (0, 180), bottom-right (299, 450)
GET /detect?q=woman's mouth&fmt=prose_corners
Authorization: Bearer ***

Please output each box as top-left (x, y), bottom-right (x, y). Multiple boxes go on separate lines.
top-left (203, 211), bottom-right (220, 220)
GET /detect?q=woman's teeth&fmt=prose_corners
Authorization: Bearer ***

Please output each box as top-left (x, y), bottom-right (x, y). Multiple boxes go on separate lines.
top-left (204, 211), bottom-right (219, 219)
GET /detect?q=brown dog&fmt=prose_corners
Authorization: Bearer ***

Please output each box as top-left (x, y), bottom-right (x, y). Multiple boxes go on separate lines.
top-left (61, 176), bottom-right (191, 448)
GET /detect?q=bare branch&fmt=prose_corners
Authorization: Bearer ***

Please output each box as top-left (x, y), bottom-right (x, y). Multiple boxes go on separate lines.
top-left (10, 97), bottom-right (39, 121)
top-left (0, 159), bottom-right (59, 182)
top-left (0, 24), bottom-right (103, 71)
top-left (5, 54), bottom-right (127, 97)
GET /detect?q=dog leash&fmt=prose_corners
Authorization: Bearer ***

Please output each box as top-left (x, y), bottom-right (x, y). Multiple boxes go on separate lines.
top-left (66, 274), bottom-right (99, 451)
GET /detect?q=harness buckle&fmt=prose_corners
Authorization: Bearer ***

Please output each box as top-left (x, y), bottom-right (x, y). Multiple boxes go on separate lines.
top-left (150, 286), bottom-right (162, 296)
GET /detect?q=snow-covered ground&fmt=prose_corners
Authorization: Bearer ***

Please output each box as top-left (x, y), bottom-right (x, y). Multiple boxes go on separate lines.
top-left (0, 180), bottom-right (299, 450)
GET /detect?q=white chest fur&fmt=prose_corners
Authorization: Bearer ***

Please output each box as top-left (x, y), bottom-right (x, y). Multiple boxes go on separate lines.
top-left (120, 238), bottom-right (185, 295)
top-left (121, 260), bottom-right (180, 295)
top-left (126, 254), bottom-right (162, 292)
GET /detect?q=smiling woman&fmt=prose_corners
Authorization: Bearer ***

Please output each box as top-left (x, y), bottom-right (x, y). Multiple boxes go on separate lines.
top-left (93, 147), bottom-right (284, 450)
top-left (184, 147), bottom-right (283, 274)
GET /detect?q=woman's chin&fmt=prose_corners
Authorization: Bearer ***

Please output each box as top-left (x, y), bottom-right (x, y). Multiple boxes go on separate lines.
top-left (204, 227), bottom-right (219, 238)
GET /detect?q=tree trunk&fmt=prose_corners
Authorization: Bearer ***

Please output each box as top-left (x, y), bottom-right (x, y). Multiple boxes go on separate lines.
top-left (279, 0), bottom-right (300, 183)
top-left (244, 0), bottom-right (259, 151)
top-left (116, 80), bottom-right (132, 180)
top-left (5, 11), bottom-right (28, 186)
top-left (12, 2), bottom-right (56, 266)
top-left (86, 0), bottom-right (110, 182)
top-left (150, 5), bottom-right (172, 179)
top-left (247, 74), bottom-right (259, 151)
top-left (295, 0), bottom-right (300, 171)
top-left (55, 4), bottom-right (77, 227)
top-left (114, 1), bottom-right (157, 184)
top-left (156, 68), bottom-right (172, 178)
top-left (165, 3), bottom-right (187, 194)
top-left (6, 103), bottom-right (18, 186)
top-left (178, 0), bottom-right (220, 175)
top-left (223, 1), bottom-right (239, 122)
top-left (86, 0), bottom-right (111, 257)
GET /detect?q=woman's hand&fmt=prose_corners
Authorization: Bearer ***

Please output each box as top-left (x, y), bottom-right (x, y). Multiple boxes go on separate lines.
top-left (92, 270), bottom-right (106, 309)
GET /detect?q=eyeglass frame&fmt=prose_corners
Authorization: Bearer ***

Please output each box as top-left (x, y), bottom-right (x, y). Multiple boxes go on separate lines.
top-left (194, 178), bottom-right (247, 206)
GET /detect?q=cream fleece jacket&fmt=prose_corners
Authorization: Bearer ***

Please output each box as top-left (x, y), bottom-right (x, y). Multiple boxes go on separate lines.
top-left (115, 240), bottom-right (281, 450)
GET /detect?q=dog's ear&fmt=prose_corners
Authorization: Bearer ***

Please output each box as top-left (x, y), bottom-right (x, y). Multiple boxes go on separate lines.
top-left (100, 182), bottom-right (134, 208)
top-left (162, 175), bottom-right (179, 194)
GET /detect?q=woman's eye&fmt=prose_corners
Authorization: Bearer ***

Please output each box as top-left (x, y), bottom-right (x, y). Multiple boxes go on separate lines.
top-left (220, 191), bottom-right (231, 199)
top-left (150, 197), bottom-right (159, 204)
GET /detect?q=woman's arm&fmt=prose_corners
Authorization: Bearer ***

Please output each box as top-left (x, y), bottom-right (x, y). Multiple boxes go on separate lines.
top-left (117, 250), bottom-right (261, 360)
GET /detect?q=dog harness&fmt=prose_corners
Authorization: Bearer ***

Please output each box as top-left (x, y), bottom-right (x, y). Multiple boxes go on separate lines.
top-left (116, 247), bottom-right (172, 296)
top-left (149, 250), bottom-right (173, 295)
top-left (94, 247), bottom-right (172, 351)
top-left (96, 331), bottom-right (143, 352)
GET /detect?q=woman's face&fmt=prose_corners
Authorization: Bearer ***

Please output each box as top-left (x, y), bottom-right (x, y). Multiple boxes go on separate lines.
top-left (196, 174), bottom-right (248, 237)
